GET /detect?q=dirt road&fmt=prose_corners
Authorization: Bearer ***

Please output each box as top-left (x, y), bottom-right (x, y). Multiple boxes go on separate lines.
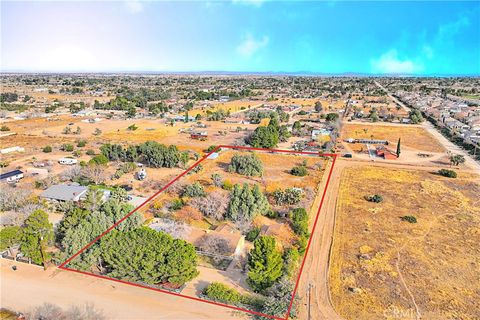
top-left (0, 260), bottom-right (242, 319)
top-left (296, 156), bottom-right (478, 320)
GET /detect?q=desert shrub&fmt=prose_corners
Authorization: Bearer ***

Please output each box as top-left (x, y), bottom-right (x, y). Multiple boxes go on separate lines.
top-left (211, 173), bottom-right (223, 187)
top-left (42, 145), bottom-right (52, 153)
top-left (182, 182), bottom-right (206, 197)
top-left (77, 140), bottom-right (87, 147)
top-left (272, 188), bottom-right (303, 206)
top-left (222, 180), bottom-right (233, 190)
top-left (206, 145), bottom-right (217, 153)
top-left (86, 149), bottom-right (95, 156)
top-left (401, 215), bottom-right (417, 223)
top-left (89, 154), bottom-right (109, 165)
top-left (0, 125), bottom-right (10, 131)
top-left (438, 169), bottom-right (457, 178)
top-left (366, 194), bottom-right (383, 203)
top-left (170, 198), bottom-right (184, 211)
top-left (246, 227), bottom-right (261, 242)
top-left (61, 144), bottom-right (74, 152)
top-left (228, 153), bottom-right (263, 177)
top-left (127, 124), bottom-right (138, 131)
top-left (290, 165), bottom-right (308, 176)
top-left (203, 282), bottom-right (242, 304)
top-left (73, 150), bottom-right (82, 157)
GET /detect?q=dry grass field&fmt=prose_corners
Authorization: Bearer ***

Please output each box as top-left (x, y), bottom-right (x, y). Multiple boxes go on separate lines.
top-left (195, 100), bottom-right (265, 116)
top-left (342, 123), bottom-right (445, 153)
top-left (330, 166), bottom-right (480, 320)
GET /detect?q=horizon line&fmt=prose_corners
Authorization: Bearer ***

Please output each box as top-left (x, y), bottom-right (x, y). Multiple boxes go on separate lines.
top-left (1, 70), bottom-right (479, 78)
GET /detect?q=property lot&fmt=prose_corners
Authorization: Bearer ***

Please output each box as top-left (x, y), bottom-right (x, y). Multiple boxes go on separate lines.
top-left (329, 166), bottom-right (480, 320)
top-left (341, 123), bottom-right (445, 153)
top-left (62, 147), bottom-right (333, 319)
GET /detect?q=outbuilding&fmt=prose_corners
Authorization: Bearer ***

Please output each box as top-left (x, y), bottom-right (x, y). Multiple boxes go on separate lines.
top-left (0, 170), bottom-right (24, 183)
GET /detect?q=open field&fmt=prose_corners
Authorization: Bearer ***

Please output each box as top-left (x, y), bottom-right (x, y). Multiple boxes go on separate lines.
top-left (330, 166), bottom-right (480, 320)
top-left (341, 123), bottom-right (445, 153)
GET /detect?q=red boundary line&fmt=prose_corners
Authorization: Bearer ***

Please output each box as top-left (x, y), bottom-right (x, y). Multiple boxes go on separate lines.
top-left (58, 145), bottom-right (337, 320)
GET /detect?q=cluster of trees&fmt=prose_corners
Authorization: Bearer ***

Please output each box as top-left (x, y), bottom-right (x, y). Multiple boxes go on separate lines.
top-left (206, 109), bottom-right (229, 121)
top-left (228, 153), bottom-right (263, 177)
top-left (0, 92), bottom-right (18, 103)
top-left (226, 184), bottom-right (270, 222)
top-left (248, 116), bottom-right (290, 149)
top-left (100, 227), bottom-right (198, 286)
top-left (148, 102), bottom-right (170, 115)
top-left (100, 141), bottom-right (189, 168)
top-left (182, 182), bottom-right (206, 197)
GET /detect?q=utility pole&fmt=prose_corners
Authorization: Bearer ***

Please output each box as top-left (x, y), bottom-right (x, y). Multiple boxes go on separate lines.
top-left (307, 282), bottom-right (313, 320)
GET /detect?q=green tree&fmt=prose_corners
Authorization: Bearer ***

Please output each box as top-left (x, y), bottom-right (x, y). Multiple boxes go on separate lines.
top-left (20, 210), bottom-right (54, 266)
top-left (449, 154), bottom-right (465, 167)
top-left (227, 184), bottom-right (270, 222)
top-left (290, 208), bottom-right (309, 237)
top-left (248, 125), bottom-right (279, 149)
top-left (183, 182), bottom-right (206, 197)
top-left (0, 226), bottom-right (22, 251)
top-left (247, 236), bottom-right (283, 292)
top-left (228, 153), bottom-right (263, 177)
top-left (203, 282), bottom-right (242, 304)
top-left (325, 113), bottom-right (339, 122)
top-left (100, 227), bottom-right (198, 286)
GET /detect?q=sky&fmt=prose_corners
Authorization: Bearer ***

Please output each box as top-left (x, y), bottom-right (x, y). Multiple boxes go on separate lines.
top-left (1, 1), bottom-right (479, 75)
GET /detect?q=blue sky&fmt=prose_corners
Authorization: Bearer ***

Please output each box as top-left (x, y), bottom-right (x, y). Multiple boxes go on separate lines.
top-left (1, 1), bottom-right (479, 75)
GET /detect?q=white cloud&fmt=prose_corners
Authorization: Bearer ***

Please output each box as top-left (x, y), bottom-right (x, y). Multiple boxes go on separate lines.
top-left (237, 34), bottom-right (269, 58)
top-left (124, 0), bottom-right (143, 14)
top-left (370, 50), bottom-right (422, 74)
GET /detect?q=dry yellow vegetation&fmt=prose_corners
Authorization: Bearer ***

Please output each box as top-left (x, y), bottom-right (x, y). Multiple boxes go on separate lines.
top-left (342, 123), bottom-right (445, 153)
top-left (330, 166), bottom-right (480, 320)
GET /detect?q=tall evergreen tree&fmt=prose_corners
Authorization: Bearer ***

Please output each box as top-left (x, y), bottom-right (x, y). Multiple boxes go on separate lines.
top-left (21, 210), bottom-right (54, 266)
top-left (396, 138), bottom-right (401, 158)
top-left (247, 236), bottom-right (283, 292)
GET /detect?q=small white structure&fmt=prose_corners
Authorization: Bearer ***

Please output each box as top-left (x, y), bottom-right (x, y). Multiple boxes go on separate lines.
top-left (136, 168), bottom-right (147, 180)
top-left (59, 158), bottom-right (78, 165)
top-left (0, 146), bottom-right (25, 154)
top-left (0, 170), bottom-right (24, 183)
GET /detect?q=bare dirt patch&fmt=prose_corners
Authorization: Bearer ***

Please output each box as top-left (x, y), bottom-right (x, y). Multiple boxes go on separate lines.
top-left (330, 166), bottom-right (480, 320)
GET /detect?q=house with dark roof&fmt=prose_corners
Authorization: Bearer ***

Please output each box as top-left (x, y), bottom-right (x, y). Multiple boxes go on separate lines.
top-left (0, 170), bottom-right (24, 183)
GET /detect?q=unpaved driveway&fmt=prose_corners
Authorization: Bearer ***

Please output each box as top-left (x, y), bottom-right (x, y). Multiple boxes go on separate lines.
top-left (1, 260), bottom-right (243, 319)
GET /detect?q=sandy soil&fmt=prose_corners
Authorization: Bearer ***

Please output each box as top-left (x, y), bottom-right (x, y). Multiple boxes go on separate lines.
top-left (0, 260), bottom-right (245, 320)
top-left (329, 166), bottom-right (480, 320)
